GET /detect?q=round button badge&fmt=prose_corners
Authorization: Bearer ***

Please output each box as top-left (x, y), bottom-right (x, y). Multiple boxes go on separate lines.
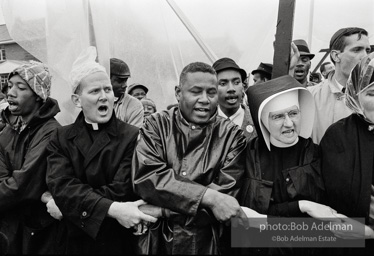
top-left (246, 125), bottom-right (254, 133)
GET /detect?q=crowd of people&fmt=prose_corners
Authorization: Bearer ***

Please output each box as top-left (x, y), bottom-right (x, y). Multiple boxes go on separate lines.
top-left (0, 25), bottom-right (373, 255)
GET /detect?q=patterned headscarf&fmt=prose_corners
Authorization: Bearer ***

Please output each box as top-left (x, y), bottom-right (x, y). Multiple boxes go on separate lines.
top-left (346, 52), bottom-right (374, 124)
top-left (8, 61), bottom-right (51, 102)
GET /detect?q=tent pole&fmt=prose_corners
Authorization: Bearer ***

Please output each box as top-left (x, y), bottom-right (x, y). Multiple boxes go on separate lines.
top-left (307, 0), bottom-right (315, 49)
top-left (166, 0), bottom-right (218, 63)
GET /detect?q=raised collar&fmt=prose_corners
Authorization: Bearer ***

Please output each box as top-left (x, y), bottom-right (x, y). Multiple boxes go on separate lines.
top-left (177, 107), bottom-right (218, 129)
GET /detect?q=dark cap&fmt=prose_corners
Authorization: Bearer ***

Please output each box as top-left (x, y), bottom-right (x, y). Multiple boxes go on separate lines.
top-left (128, 83), bottom-right (149, 95)
top-left (110, 58), bottom-right (131, 78)
top-left (293, 39), bottom-right (315, 60)
top-left (251, 62), bottom-right (273, 76)
top-left (329, 27), bottom-right (367, 50)
top-left (212, 57), bottom-right (247, 82)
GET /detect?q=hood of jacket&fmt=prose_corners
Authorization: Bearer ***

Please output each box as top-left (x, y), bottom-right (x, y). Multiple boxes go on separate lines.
top-left (1, 97), bottom-right (60, 128)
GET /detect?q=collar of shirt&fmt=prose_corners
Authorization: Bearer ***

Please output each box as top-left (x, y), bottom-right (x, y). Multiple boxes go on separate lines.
top-left (114, 92), bottom-right (127, 104)
top-left (328, 75), bottom-right (344, 94)
top-left (13, 116), bottom-right (28, 133)
top-left (218, 105), bottom-right (245, 127)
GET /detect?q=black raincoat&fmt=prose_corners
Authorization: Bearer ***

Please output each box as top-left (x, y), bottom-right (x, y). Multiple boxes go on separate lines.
top-left (0, 98), bottom-right (61, 254)
top-left (132, 107), bottom-right (247, 254)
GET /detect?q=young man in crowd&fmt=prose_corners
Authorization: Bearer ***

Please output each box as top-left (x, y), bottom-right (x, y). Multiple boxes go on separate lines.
top-left (292, 39), bottom-right (315, 87)
top-left (213, 57), bottom-right (257, 141)
top-left (132, 62), bottom-right (249, 254)
top-left (46, 47), bottom-right (157, 254)
top-left (251, 62), bottom-right (273, 85)
top-left (128, 83), bottom-right (149, 100)
top-left (110, 58), bottom-right (144, 128)
top-left (0, 61), bottom-right (61, 254)
top-left (319, 62), bottom-right (335, 79)
top-left (307, 27), bottom-right (371, 143)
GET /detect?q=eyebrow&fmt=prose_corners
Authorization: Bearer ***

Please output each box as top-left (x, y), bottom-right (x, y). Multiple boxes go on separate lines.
top-left (219, 77), bottom-right (241, 82)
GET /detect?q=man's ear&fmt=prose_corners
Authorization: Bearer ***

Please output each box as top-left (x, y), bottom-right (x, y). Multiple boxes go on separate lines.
top-left (331, 50), bottom-right (341, 63)
top-left (71, 94), bottom-right (82, 108)
top-left (175, 85), bottom-right (181, 102)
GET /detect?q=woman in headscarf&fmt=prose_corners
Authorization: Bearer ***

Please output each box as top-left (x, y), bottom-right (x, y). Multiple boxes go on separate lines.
top-left (240, 75), bottom-right (338, 254)
top-left (320, 53), bottom-right (374, 253)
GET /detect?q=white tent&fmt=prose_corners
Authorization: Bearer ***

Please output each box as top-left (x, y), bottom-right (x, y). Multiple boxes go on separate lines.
top-left (1, 0), bottom-right (373, 125)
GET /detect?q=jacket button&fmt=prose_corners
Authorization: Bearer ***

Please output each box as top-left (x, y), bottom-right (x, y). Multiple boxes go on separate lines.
top-left (82, 211), bottom-right (87, 217)
top-left (182, 171), bottom-right (187, 176)
top-left (31, 232), bottom-right (34, 236)
top-left (191, 125), bottom-right (196, 129)
top-left (286, 178), bottom-right (290, 182)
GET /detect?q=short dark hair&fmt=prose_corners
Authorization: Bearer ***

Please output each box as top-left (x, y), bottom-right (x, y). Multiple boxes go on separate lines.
top-left (330, 28), bottom-right (368, 64)
top-left (319, 62), bottom-right (331, 73)
top-left (179, 62), bottom-right (216, 86)
top-left (253, 71), bottom-right (271, 81)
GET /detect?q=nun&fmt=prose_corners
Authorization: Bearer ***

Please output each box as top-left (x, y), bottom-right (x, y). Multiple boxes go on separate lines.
top-left (241, 75), bottom-right (337, 220)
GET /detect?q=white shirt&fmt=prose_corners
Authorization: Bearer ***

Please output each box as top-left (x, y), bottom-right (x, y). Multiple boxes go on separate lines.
top-left (218, 105), bottom-right (245, 127)
top-left (307, 72), bottom-right (353, 144)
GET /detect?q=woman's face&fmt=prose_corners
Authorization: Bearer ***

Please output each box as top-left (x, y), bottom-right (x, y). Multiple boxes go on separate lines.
top-left (358, 84), bottom-right (374, 123)
top-left (267, 105), bottom-right (301, 144)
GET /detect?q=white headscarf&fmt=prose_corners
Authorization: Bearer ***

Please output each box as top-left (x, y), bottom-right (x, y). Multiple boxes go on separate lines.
top-left (69, 46), bottom-right (107, 94)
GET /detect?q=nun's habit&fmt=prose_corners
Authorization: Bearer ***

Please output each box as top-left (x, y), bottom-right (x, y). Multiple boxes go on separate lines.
top-left (241, 75), bottom-right (324, 216)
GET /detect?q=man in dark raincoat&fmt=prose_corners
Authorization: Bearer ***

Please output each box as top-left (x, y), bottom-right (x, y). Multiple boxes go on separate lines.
top-left (0, 61), bottom-right (61, 254)
top-left (46, 47), bottom-right (157, 254)
top-left (132, 62), bottom-right (248, 254)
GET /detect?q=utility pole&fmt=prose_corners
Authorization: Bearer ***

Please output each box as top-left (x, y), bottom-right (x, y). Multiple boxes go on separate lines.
top-left (272, 0), bottom-right (295, 79)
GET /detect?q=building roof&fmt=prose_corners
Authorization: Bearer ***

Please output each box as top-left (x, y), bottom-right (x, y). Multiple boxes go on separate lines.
top-left (0, 60), bottom-right (27, 75)
top-left (0, 24), bottom-right (14, 44)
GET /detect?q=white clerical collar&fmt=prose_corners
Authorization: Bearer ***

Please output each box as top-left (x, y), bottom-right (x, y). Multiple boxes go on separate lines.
top-left (270, 136), bottom-right (299, 148)
top-left (85, 118), bottom-right (99, 130)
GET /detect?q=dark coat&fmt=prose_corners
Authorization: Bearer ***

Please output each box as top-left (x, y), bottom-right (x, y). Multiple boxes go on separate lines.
top-left (320, 114), bottom-right (374, 254)
top-left (0, 98), bottom-right (61, 254)
top-left (241, 104), bottom-right (257, 141)
top-left (241, 137), bottom-right (324, 215)
top-left (46, 111), bottom-right (139, 254)
top-left (321, 114), bottom-right (373, 222)
top-left (132, 107), bottom-right (247, 255)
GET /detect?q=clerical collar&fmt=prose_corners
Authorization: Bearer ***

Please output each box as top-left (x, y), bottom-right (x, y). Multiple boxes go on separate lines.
top-left (85, 118), bottom-right (99, 130)
top-left (270, 136), bottom-right (299, 148)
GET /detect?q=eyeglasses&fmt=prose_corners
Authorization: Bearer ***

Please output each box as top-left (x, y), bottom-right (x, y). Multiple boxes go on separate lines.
top-left (270, 109), bottom-right (300, 123)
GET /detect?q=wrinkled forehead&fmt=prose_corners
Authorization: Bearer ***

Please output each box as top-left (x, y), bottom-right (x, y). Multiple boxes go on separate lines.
top-left (269, 105), bottom-right (299, 115)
